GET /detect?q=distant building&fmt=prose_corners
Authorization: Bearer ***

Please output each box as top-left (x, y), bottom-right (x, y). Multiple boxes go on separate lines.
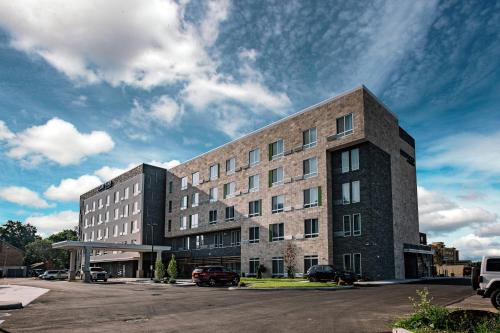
top-left (431, 242), bottom-right (459, 265)
top-left (0, 240), bottom-right (27, 277)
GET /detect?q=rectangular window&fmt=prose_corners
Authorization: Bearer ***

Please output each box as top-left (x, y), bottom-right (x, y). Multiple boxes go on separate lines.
top-left (304, 187), bottom-right (319, 208)
top-left (85, 204), bottom-right (89, 213)
top-left (113, 225), bottom-right (118, 237)
top-left (105, 211), bottom-right (109, 222)
top-left (196, 235), bottom-right (204, 249)
top-left (249, 258), bottom-right (259, 275)
top-left (84, 218), bottom-right (88, 228)
top-left (223, 182), bottom-right (236, 199)
top-left (91, 216), bottom-right (95, 226)
top-left (185, 236), bottom-right (190, 250)
top-left (271, 195), bottom-right (285, 213)
top-left (192, 172), bottom-right (200, 186)
top-left (248, 174), bottom-right (260, 192)
top-left (180, 216), bottom-right (187, 230)
top-left (132, 220), bottom-right (139, 233)
top-left (249, 227), bottom-right (260, 243)
top-left (104, 227), bottom-right (109, 239)
top-left (123, 204), bottom-right (129, 218)
top-left (342, 148), bottom-right (360, 173)
top-left (114, 208), bottom-right (119, 220)
top-left (209, 164), bottom-right (219, 180)
top-left (167, 220), bottom-right (172, 233)
top-left (270, 139), bottom-right (284, 160)
top-left (270, 167), bottom-right (284, 186)
top-left (272, 257), bottom-right (284, 277)
top-left (91, 231), bottom-right (94, 241)
top-left (231, 230), bottom-right (241, 246)
top-left (226, 158), bottom-right (236, 175)
top-left (337, 113), bottom-right (353, 136)
top-left (98, 229), bottom-right (102, 239)
top-left (353, 214), bottom-right (361, 236)
top-left (181, 176), bottom-right (188, 190)
top-left (304, 255), bottom-right (319, 273)
top-left (343, 253), bottom-right (352, 271)
top-left (352, 181), bottom-right (360, 203)
top-left (98, 213), bottom-right (102, 224)
top-left (192, 192), bottom-right (199, 207)
top-left (351, 148), bottom-right (359, 171)
top-left (209, 187), bottom-right (218, 202)
top-left (303, 157), bottom-right (318, 178)
top-left (343, 215), bottom-right (351, 237)
top-left (214, 232), bottom-right (223, 248)
top-left (168, 181), bottom-right (173, 193)
top-left (181, 195), bottom-right (188, 210)
top-left (123, 222), bottom-right (128, 235)
top-left (98, 198), bottom-right (103, 208)
top-left (342, 151), bottom-right (350, 173)
top-left (304, 218), bottom-right (319, 238)
top-left (106, 195), bottom-right (110, 206)
top-left (92, 201), bottom-right (96, 211)
top-left (342, 183), bottom-right (350, 204)
top-left (133, 201), bottom-right (140, 214)
top-left (189, 214), bottom-right (199, 228)
top-left (353, 253), bottom-right (362, 275)
top-left (225, 206), bottom-right (235, 221)
top-left (115, 191), bottom-right (119, 203)
top-left (303, 127), bottom-right (317, 149)
top-left (486, 259), bottom-right (500, 272)
top-left (270, 223), bottom-right (284, 241)
top-left (168, 200), bottom-right (172, 213)
top-left (133, 182), bottom-right (140, 195)
top-left (248, 200), bottom-right (261, 217)
top-left (124, 187), bottom-right (129, 199)
top-left (209, 210), bottom-right (218, 224)
top-left (249, 148), bottom-right (260, 166)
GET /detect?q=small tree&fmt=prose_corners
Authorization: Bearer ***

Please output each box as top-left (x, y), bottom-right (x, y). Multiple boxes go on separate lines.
top-left (283, 241), bottom-right (297, 278)
top-left (167, 255), bottom-right (178, 280)
top-left (155, 259), bottom-right (166, 281)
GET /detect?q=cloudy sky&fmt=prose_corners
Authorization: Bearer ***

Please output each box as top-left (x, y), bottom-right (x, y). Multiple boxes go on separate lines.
top-left (0, 0), bottom-right (499, 259)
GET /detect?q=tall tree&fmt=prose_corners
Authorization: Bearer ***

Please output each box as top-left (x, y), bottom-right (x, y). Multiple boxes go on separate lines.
top-left (24, 229), bottom-right (78, 268)
top-left (47, 229), bottom-right (78, 243)
top-left (0, 220), bottom-right (38, 250)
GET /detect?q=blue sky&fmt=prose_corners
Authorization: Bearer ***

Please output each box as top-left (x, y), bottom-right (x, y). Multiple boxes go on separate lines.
top-left (0, 0), bottom-right (499, 259)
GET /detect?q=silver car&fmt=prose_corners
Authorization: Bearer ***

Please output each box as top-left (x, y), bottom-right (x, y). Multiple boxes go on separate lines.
top-left (40, 270), bottom-right (68, 280)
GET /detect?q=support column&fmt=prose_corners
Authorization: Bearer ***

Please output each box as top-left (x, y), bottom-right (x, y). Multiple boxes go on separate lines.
top-left (136, 252), bottom-right (144, 278)
top-left (68, 250), bottom-right (76, 281)
top-left (83, 247), bottom-right (91, 283)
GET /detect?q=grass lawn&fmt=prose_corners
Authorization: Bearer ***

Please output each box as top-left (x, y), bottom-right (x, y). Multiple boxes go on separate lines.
top-left (240, 277), bottom-right (338, 288)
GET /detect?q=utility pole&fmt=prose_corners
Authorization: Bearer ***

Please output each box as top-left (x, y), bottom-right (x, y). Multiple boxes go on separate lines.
top-left (150, 223), bottom-right (158, 280)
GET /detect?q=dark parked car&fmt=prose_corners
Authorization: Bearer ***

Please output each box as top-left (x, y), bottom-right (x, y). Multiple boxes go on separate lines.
top-left (305, 265), bottom-right (357, 284)
top-left (192, 266), bottom-right (240, 287)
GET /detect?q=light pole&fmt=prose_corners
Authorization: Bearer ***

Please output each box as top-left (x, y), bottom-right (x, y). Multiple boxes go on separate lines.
top-left (150, 223), bottom-right (158, 280)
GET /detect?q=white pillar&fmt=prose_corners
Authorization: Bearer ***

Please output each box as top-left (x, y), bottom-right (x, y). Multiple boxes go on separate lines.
top-left (68, 250), bottom-right (76, 281)
top-left (83, 247), bottom-right (91, 283)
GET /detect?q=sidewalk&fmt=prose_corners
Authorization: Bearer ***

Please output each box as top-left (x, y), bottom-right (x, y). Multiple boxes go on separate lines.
top-left (448, 294), bottom-right (498, 313)
top-left (355, 277), bottom-right (469, 286)
top-left (0, 285), bottom-right (49, 309)
top-left (113, 278), bottom-right (195, 286)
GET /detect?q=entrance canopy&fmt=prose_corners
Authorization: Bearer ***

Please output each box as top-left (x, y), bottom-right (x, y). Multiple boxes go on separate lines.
top-left (52, 240), bottom-right (171, 252)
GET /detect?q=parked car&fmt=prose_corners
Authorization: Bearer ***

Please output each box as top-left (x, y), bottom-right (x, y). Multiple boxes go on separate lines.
top-left (192, 266), bottom-right (240, 287)
top-left (472, 256), bottom-right (500, 309)
top-left (305, 265), bottom-right (357, 284)
top-left (40, 270), bottom-right (68, 280)
top-left (77, 267), bottom-right (109, 282)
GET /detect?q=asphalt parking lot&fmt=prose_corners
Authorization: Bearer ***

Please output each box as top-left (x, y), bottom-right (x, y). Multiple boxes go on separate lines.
top-left (0, 279), bottom-right (475, 333)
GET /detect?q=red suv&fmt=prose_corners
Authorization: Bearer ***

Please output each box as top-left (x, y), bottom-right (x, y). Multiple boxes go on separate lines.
top-left (192, 266), bottom-right (240, 287)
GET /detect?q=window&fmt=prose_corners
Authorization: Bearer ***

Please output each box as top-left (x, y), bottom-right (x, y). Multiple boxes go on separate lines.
top-left (343, 215), bottom-right (351, 237)
top-left (353, 214), bottom-right (361, 236)
top-left (303, 157), bottom-right (318, 178)
top-left (196, 235), bottom-right (204, 249)
top-left (342, 148), bottom-right (360, 173)
top-left (231, 230), bottom-right (240, 246)
top-left (180, 216), bottom-right (187, 230)
top-left (168, 181), bottom-right (173, 193)
top-left (226, 158), bottom-right (236, 175)
top-left (225, 206), bottom-right (235, 221)
top-left (192, 193), bottom-right (199, 207)
top-left (270, 139), bottom-right (284, 160)
top-left (209, 187), bottom-right (218, 202)
top-left (133, 201), bottom-right (140, 214)
top-left (124, 187), bottom-right (129, 199)
top-left (304, 255), bottom-right (319, 273)
top-left (214, 232), bottom-right (223, 248)
top-left (249, 258), bottom-right (260, 275)
top-left (91, 230), bottom-right (94, 241)
top-left (168, 200), bottom-right (172, 213)
top-left (209, 164), bottom-right (219, 180)
top-left (249, 148), bottom-right (260, 166)
top-left (113, 225), bottom-right (118, 237)
top-left (98, 214), bottom-right (102, 224)
top-left (342, 151), bottom-right (350, 173)
top-left (123, 222), bottom-right (128, 235)
top-left (304, 187), bottom-right (320, 208)
top-left (192, 172), bottom-right (199, 186)
top-left (92, 201), bottom-right (96, 211)
top-left (352, 181), bottom-right (360, 203)
top-left (224, 182), bottom-right (236, 199)
top-left (248, 200), bottom-right (261, 217)
top-left (303, 127), bottom-right (317, 149)
top-left (181, 176), bottom-right (188, 190)
top-left (98, 229), bottom-right (102, 240)
top-left (342, 183), bottom-right (351, 204)
top-left (343, 254), bottom-right (352, 271)
top-left (181, 195), bottom-right (188, 210)
top-left (84, 218), bottom-right (88, 228)
top-left (114, 208), bottom-right (119, 220)
top-left (209, 210), bottom-right (218, 224)
top-left (123, 204), bottom-right (129, 218)
top-left (351, 148), bottom-right (359, 171)
top-left (98, 198), bottom-right (103, 209)
top-left (133, 182), bottom-right (140, 195)
top-left (132, 220), bottom-right (139, 233)
top-left (104, 227), bottom-right (109, 239)
top-left (337, 113), bottom-right (353, 136)
top-left (486, 259), bottom-right (500, 272)
top-left (185, 236), bottom-right (190, 250)
top-left (115, 191), bottom-right (119, 203)
top-left (353, 253), bottom-right (362, 275)
top-left (106, 195), bottom-right (110, 206)
top-left (304, 218), bottom-right (319, 238)
top-left (272, 257), bottom-right (284, 277)
top-left (269, 167), bottom-right (284, 186)
top-left (270, 223), bottom-right (284, 241)
top-left (189, 214), bottom-right (199, 228)
top-left (249, 227), bottom-right (260, 243)
top-left (167, 220), bottom-right (172, 233)
top-left (249, 174), bottom-right (259, 192)
top-left (271, 195), bottom-right (284, 213)
top-left (91, 216), bottom-right (95, 226)
top-left (85, 204), bottom-right (89, 213)
top-left (105, 211), bottom-right (109, 222)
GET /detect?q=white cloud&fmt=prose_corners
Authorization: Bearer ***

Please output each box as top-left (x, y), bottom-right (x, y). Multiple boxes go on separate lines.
top-left (26, 210), bottom-right (79, 236)
top-left (452, 234), bottom-right (500, 260)
top-left (0, 120), bottom-right (15, 140)
top-left (2, 118), bottom-right (114, 166)
top-left (418, 186), bottom-right (497, 234)
top-left (129, 96), bottom-right (183, 129)
top-left (148, 160), bottom-right (181, 170)
top-left (93, 163), bottom-right (137, 182)
top-left (44, 175), bottom-right (102, 202)
top-left (239, 49), bottom-right (258, 61)
top-left (0, 186), bottom-right (52, 208)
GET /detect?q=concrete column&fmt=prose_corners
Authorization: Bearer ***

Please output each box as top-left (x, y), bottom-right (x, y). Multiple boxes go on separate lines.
top-left (136, 252), bottom-right (144, 278)
top-left (68, 250), bottom-right (76, 281)
top-left (83, 247), bottom-right (91, 283)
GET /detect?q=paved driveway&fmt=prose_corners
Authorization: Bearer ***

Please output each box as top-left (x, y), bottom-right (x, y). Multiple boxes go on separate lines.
top-left (0, 279), bottom-right (474, 333)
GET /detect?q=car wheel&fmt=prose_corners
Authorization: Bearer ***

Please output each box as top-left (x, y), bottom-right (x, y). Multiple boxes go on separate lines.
top-left (334, 276), bottom-right (340, 284)
top-left (309, 276), bottom-right (317, 282)
top-left (104, 279), bottom-right (108, 282)
top-left (231, 277), bottom-right (240, 286)
top-left (491, 289), bottom-right (500, 310)
top-left (196, 282), bottom-right (203, 287)
top-left (208, 278), bottom-right (216, 287)
top-left (49, 277), bottom-right (55, 280)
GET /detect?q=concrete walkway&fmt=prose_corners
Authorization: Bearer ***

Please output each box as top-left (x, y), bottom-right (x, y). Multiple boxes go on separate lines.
top-left (448, 294), bottom-right (498, 313)
top-left (0, 284), bottom-right (49, 308)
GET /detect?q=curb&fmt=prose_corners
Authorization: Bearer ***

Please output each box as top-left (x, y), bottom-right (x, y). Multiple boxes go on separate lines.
top-left (228, 285), bottom-right (354, 291)
top-left (0, 302), bottom-right (23, 310)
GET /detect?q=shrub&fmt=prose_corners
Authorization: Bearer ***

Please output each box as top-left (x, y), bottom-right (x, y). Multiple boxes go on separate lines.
top-left (154, 259), bottom-right (166, 281)
top-left (167, 255), bottom-right (178, 280)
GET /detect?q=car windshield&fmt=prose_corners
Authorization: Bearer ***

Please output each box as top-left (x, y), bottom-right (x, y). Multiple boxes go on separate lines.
top-left (47, 271), bottom-right (58, 274)
top-left (323, 266), bottom-right (334, 273)
top-left (90, 267), bottom-right (104, 272)
top-left (193, 268), bottom-right (204, 273)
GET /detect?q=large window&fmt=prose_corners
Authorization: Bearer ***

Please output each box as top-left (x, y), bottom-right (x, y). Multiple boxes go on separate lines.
top-left (191, 192), bottom-right (199, 207)
top-left (98, 198), bottom-right (103, 209)
top-left (180, 216), bottom-right (187, 230)
top-left (352, 181), bottom-right (360, 203)
top-left (269, 167), bottom-right (284, 186)
top-left (209, 187), bottom-right (218, 202)
top-left (209, 210), bottom-right (218, 224)
top-left (353, 253), bottom-right (362, 275)
top-left (224, 182), bottom-right (236, 199)
top-left (271, 195), bottom-right (284, 213)
top-left (272, 257), bottom-right (284, 277)
top-left (249, 148), bottom-right (260, 166)
top-left (192, 172), bottom-right (200, 186)
top-left (342, 183), bottom-right (351, 204)
top-left (124, 187), bottom-right (129, 199)
top-left (304, 255), bottom-right (319, 273)
top-left (181, 195), bottom-right (188, 210)
top-left (304, 187), bottom-right (320, 208)
top-left (209, 164), bottom-right (219, 180)
top-left (114, 191), bottom-right (119, 203)
top-left (303, 127), bottom-right (317, 149)
top-left (304, 218), bottom-right (319, 238)
top-left (123, 204), bottom-right (129, 218)
top-left (226, 158), bottom-right (236, 175)
top-left (196, 235), bottom-right (204, 249)
top-left (343, 215), bottom-right (351, 237)
top-left (341, 148), bottom-right (360, 173)
top-left (231, 230), bottom-right (241, 246)
top-left (249, 174), bottom-right (260, 192)
top-left (343, 253), bottom-right (352, 271)
top-left (189, 214), bottom-right (198, 228)
top-left (337, 113), bottom-right (353, 136)
top-left (486, 259), bottom-right (500, 272)
top-left (225, 206), bottom-right (235, 221)
top-left (181, 176), bottom-right (188, 190)
top-left (249, 227), bottom-right (260, 243)
top-left (353, 214), bottom-right (361, 236)
top-left (249, 258), bottom-right (260, 275)
top-left (270, 223), bottom-right (284, 241)
top-left (303, 157), bottom-right (318, 178)
top-left (249, 200), bottom-right (261, 217)
top-left (270, 139), bottom-right (284, 160)
top-left (214, 232), bottom-right (223, 248)
top-left (133, 183), bottom-right (140, 196)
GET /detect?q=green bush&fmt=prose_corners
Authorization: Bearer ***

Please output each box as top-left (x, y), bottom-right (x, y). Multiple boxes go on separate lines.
top-left (154, 259), bottom-right (166, 281)
top-left (167, 255), bottom-right (178, 280)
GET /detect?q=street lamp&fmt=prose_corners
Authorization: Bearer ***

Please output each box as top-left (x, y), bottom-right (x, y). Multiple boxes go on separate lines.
top-left (150, 223), bottom-right (158, 280)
